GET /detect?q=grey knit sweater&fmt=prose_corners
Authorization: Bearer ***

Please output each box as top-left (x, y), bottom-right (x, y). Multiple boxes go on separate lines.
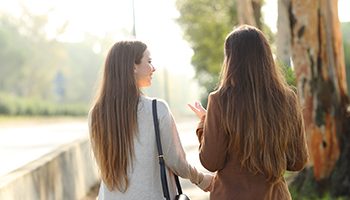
top-left (89, 95), bottom-right (212, 200)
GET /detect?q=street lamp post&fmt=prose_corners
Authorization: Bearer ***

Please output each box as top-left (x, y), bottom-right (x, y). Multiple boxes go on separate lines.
top-left (132, 0), bottom-right (136, 38)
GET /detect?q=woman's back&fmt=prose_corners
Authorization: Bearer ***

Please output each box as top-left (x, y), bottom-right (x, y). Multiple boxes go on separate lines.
top-left (97, 96), bottom-right (176, 199)
top-left (196, 91), bottom-right (307, 200)
top-left (192, 25), bottom-right (309, 200)
top-left (90, 40), bottom-right (212, 200)
top-left (96, 96), bottom-right (212, 199)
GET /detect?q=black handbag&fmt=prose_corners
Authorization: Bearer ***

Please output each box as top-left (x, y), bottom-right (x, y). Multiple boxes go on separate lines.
top-left (152, 99), bottom-right (190, 200)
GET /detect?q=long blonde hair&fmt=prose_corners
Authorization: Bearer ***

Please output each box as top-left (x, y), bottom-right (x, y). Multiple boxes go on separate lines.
top-left (90, 40), bottom-right (147, 192)
top-left (218, 25), bottom-right (305, 182)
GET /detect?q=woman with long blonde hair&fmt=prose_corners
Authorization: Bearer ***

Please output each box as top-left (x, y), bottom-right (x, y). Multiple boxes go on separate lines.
top-left (89, 40), bottom-right (212, 199)
top-left (188, 25), bottom-right (309, 199)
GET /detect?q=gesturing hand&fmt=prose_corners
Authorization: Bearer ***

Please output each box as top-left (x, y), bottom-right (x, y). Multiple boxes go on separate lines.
top-left (187, 101), bottom-right (207, 119)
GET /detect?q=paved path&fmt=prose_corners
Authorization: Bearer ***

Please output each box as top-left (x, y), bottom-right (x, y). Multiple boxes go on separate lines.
top-left (0, 117), bottom-right (211, 200)
top-left (0, 120), bottom-right (88, 178)
top-left (175, 118), bottom-right (211, 200)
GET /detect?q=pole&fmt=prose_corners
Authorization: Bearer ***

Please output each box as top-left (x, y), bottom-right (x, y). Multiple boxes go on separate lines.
top-left (132, 0), bottom-right (136, 38)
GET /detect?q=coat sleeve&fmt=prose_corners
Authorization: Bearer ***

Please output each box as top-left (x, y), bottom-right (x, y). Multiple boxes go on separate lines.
top-left (196, 93), bottom-right (228, 172)
top-left (157, 100), bottom-right (213, 191)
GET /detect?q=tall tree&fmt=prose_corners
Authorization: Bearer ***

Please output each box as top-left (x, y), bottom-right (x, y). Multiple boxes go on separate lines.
top-left (288, 0), bottom-right (350, 198)
top-left (176, 0), bottom-right (238, 103)
top-left (236, 0), bottom-right (263, 29)
top-left (176, 0), bottom-right (267, 104)
top-left (276, 0), bottom-right (292, 67)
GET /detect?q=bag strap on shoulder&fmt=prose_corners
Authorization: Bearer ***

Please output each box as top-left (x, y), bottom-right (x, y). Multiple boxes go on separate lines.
top-left (152, 99), bottom-right (183, 200)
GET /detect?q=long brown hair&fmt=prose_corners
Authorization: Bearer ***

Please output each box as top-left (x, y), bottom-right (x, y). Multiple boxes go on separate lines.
top-left (90, 40), bottom-right (147, 192)
top-left (218, 25), bottom-right (304, 182)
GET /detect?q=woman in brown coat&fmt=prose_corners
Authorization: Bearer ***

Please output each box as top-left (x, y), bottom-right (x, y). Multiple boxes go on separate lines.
top-left (188, 25), bottom-right (309, 200)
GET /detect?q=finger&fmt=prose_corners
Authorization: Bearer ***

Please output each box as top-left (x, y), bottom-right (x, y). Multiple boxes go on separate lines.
top-left (187, 104), bottom-right (198, 113)
top-left (195, 102), bottom-right (206, 112)
top-left (187, 103), bottom-right (196, 110)
top-left (195, 101), bottom-right (202, 109)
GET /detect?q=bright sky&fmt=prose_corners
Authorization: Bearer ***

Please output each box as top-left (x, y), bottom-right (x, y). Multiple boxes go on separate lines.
top-left (0, 0), bottom-right (349, 75)
top-left (263, 0), bottom-right (350, 33)
top-left (0, 0), bottom-right (194, 77)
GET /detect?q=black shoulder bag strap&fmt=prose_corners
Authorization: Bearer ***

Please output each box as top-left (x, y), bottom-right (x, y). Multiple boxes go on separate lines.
top-left (152, 99), bottom-right (183, 200)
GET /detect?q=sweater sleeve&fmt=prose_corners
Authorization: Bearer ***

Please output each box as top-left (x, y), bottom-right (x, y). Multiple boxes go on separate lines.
top-left (196, 93), bottom-right (228, 172)
top-left (157, 100), bottom-right (213, 191)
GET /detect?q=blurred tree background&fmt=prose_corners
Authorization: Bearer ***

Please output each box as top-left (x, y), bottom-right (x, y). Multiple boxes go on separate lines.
top-left (0, 9), bottom-right (108, 116)
top-left (176, 0), bottom-right (237, 105)
top-left (343, 22), bottom-right (350, 92)
top-left (176, 0), bottom-right (350, 199)
top-left (176, 0), bottom-right (275, 105)
top-left (0, 5), bottom-right (201, 118)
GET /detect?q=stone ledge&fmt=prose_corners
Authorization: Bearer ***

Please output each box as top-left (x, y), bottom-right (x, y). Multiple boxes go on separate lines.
top-left (0, 138), bottom-right (99, 200)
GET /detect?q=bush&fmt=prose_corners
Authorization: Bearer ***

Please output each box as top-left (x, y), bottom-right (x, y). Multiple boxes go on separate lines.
top-left (276, 61), bottom-right (297, 87)
top-left (0, 93), bottom-right (88, 116)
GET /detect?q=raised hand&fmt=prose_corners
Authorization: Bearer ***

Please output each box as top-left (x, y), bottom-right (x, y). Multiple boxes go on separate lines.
top-left (187, 101), bottom-right (207, 119)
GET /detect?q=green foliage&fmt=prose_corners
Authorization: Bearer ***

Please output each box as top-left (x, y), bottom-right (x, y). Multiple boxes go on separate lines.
top-left (176, 0), bottom-right (238, 98)
top-left (277, 62), bottom-right (296, 87)
top-left (0, 93), bottom-right (88, 116)
top-left (0, 11), bottom-right (108, 116)
top-left (341, 22), bottom-right (350, 95)
top-left (289, 167), bottom-right (350, 200)
top-left (176, 0), bottom-right (276, 103)
top-left (59, 40), bottom-right (103, 103)
top-left (289, 168), bottom-right (332, 200)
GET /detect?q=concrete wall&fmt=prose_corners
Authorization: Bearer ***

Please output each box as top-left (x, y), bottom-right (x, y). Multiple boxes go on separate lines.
top-left (0, 138), bottom-right (100, 200)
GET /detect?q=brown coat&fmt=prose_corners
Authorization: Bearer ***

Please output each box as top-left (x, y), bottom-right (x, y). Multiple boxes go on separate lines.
top-left (196, 92), bottom-right (308, 200)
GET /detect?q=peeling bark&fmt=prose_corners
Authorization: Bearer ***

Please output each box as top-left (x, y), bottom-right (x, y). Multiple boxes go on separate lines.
top-left (289, 0), bottom-right (350, 197)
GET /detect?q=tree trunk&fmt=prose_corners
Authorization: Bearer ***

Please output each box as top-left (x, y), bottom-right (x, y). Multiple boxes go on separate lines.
top-left (236, 0), bottom-right (256, 26)
top-left (251, 0), bottom-right (262, 29)
top-left (276, 0), bottom-right (291, 67)
top-left (236, 0), bottom-right (262, 28)
top-left (289, 0), bottom-right (350, 198)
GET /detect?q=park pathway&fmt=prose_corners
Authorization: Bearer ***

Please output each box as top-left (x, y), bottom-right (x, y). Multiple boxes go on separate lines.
top-left (0, 117), bottom-right (210, 200)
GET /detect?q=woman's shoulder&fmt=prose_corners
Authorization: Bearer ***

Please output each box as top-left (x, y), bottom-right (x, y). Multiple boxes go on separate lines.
top-left (208, 90), bottom-right (221, 103)
top-left (140, 96), bottom-right (170, 115)
top-left (209, 90), bottom-right (220, 98)
top-left (154, 98), bottom-right (170, 115)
